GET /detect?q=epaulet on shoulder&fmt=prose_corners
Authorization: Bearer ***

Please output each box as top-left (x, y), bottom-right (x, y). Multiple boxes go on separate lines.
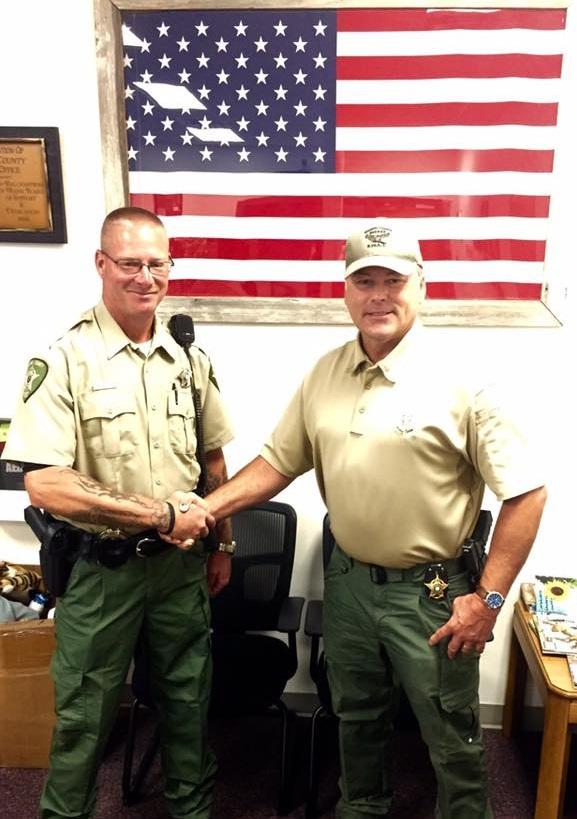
top-left (54, 308), bottom-right (94, 342)
top-left (193, 344), bottom-right (210, 362)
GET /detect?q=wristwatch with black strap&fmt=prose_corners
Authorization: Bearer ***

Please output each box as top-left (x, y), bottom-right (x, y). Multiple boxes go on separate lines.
top-left (475, 584), bottom-right (505, 611)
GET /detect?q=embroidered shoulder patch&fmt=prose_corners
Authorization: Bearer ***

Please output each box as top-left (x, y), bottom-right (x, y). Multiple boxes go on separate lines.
top-left (23, 358), bottom-right (48, 402)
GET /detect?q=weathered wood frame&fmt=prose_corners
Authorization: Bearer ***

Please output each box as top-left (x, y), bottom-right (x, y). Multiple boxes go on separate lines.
top-left (93, 0), bottom-right (570, 327)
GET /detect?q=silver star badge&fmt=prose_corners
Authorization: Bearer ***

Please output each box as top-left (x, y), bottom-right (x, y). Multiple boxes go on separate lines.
top-left (178, 369), bottom-right (192, 389)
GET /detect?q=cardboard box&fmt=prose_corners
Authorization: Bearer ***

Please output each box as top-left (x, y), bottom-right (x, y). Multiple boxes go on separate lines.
top-left (0, 619), bottom-right (55, 767)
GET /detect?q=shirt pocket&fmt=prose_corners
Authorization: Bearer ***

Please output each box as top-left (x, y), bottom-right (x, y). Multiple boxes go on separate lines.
top-left (167, 388), bottom-right (197, 455)
top-left (78, 389), bottom-right (137, 458)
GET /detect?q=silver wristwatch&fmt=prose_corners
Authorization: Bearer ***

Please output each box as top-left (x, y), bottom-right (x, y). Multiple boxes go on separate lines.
top-left (475, 584), bottom-right (505, 611)
top-left (217, 541), bottom-right (236, 555)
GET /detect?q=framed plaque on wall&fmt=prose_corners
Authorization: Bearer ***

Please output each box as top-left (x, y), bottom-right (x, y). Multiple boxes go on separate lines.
top-left (0, 126), bottom-right (67, 244)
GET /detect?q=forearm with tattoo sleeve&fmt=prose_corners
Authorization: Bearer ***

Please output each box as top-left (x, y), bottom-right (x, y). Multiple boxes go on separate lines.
top-left (204, 448), bottom-right (232, 543)
top-left (203, 448), bottom-right (233, 596)
top-left (24, 465), bottom-right (213, 538)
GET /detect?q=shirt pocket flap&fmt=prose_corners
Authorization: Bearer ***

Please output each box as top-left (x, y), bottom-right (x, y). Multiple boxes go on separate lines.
top-left (79, 390), bottom-right (136, 421)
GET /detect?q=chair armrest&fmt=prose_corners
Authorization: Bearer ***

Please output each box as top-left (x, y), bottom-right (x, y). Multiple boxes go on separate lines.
top-left (304, 600), bottom-right (324, 684)
top-left (277, 596), bottom-right (305, 634)
top-left (304, 599), bottom-right (323, 638)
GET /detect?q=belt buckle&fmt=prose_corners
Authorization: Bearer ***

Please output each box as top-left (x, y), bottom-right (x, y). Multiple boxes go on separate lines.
top-left (135, 537), bottom-right (156, 558)
top-left (98, 528), bottom-right (125, 541)
top-left (424, 563), bottom-right (449, 600)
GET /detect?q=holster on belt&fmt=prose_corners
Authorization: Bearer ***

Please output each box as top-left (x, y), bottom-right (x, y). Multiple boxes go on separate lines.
top-left (461, 509), bottom-right (493, 588)
top-left (25, 506), bottom-right (82, 598)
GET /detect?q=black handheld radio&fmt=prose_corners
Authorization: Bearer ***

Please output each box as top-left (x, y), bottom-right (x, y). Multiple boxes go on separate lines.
top-left (168, 314), bottom-right (218, 552)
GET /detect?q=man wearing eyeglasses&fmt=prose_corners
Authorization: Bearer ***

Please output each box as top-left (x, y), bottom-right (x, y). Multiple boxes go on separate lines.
top-left (2, 207), bottom-right (234, 818)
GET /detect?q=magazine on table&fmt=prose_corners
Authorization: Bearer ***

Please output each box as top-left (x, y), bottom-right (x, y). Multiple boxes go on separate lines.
top-left (533, 612), bottom-right (577, 655)
top-left (531, 576), bottom-right (577, 656)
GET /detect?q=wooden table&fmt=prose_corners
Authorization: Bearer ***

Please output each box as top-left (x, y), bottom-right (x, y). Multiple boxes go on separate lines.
top-left (503, 600), bottom-right (577, 819)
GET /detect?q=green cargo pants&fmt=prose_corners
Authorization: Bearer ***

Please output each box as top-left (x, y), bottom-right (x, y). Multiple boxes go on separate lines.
top-left (323, 545), bottom-right (493, 819)
top-left (40, 547), bottom-right (215, 819)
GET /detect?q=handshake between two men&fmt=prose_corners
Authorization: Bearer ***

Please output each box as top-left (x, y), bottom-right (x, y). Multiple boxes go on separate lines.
top-left (158, 490), bottom-right (215, 550)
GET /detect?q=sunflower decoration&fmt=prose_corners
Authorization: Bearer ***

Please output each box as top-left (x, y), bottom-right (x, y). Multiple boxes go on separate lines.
top-left (541, 578), bottom-right (574, 602)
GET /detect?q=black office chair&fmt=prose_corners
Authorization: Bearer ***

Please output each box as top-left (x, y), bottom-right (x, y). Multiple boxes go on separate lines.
top-left (304, 515), bottom-right (337, 819)
top-left (122, 501), bottom-right (305, 815)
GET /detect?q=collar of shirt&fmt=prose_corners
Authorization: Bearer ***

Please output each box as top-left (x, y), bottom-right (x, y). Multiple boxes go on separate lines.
top-left (350, 320), bottom-right (424, 384)
top-left (93, 301), bottom-right (181, 362)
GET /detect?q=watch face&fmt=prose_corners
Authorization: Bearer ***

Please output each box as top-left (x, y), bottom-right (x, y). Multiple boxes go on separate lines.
top-left (486, 591), bottom-right (505, 610)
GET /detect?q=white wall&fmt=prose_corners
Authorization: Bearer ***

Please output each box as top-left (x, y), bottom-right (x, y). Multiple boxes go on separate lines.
top-left (1, 0), bottom-right (576, 703)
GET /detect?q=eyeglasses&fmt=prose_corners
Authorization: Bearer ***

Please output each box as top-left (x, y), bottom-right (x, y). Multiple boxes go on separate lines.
top-left (99, 249), bottom-right (174, 278)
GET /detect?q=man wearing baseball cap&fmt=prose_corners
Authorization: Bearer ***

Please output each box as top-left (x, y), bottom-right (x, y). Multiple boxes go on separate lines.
top-left (202, 223), bottom-right (547, 817)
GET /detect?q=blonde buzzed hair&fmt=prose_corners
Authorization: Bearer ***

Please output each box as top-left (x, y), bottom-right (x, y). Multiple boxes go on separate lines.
top-left (100, 207), bottom-right (165, 249)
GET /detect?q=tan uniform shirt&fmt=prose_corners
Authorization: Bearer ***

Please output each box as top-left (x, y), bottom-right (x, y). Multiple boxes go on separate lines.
top-left (261, 323), bottom-right (544, 568)
top-left (3, 301), bottom-right (233, 533)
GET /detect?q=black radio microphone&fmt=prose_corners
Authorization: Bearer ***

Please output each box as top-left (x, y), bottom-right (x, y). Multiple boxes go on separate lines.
top-left (166, 311), bottom-right (217, 553)
top-left (168, 313), bottom-right (195, 350)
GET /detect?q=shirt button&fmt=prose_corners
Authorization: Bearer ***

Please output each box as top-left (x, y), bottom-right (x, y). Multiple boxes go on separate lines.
top-left (151, 404), bottom-right (157, 411)
top-left (153, 442), bottom-right (160, 449)
top-left (155, 479), bottom-right (161, 486)
top-left (365, 384), bottom-right (372, 390)
top-left (359, 407), bottom-right (366, 414)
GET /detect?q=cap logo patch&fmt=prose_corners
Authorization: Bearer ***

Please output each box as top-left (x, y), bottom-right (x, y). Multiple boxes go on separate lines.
top-left (364, 226), bottom-right (392, 248)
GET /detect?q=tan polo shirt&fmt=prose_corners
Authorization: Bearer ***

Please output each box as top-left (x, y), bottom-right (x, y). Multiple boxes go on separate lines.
top-left (3, 301), bottom-right (233, 533)
top-left (261, 323), bottom-right (544, 568)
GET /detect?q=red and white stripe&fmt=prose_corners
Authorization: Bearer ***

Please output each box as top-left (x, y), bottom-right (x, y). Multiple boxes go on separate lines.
top-left (130, 7), bottom-right (566, 301)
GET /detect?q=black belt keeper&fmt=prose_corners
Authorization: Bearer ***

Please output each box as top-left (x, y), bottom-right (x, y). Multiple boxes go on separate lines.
top-left (370, 565), bottom-right (387, 584)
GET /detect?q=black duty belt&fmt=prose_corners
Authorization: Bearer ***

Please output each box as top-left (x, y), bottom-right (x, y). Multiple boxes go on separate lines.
top-left (80, 529), bottom-right (171, 569)
top-left (367, 555), bottom-right (468, 585)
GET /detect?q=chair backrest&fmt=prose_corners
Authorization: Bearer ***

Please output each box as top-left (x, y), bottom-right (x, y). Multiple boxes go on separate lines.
top-left (322, 513), bottom-right (336, 571)
top-left (210, 501), bottom-right (297, 634)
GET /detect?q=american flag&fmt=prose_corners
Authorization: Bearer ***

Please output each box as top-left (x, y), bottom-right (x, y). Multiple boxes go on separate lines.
top-left (122, 7), bottom-right (566, 301)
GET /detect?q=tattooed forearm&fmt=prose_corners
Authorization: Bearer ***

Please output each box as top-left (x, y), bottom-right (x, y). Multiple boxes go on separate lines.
top-left (76, 474), bottom-right (142, 505)
top-left (43, 467), bottom-right (169, 530)
top-left (204, 452), bottom-right (232, 542)
top-left (215, 516), bottom-right (233, 544)
top-left (205, 465), bottom-right (227, 495)
top-left (83, 502), bottom-right (168, 530)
